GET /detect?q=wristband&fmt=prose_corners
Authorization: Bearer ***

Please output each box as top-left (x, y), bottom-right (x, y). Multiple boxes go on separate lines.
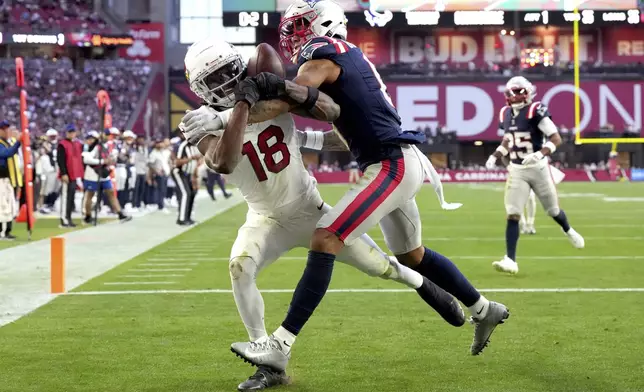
top-left (544, 141), bottom-right (557, 154)
top-left (303, 131), bottom-right (324, 150)
top-left (301, 87), bottom-right (319, 111)
top-left (496, 145), bottom-right (509, 156)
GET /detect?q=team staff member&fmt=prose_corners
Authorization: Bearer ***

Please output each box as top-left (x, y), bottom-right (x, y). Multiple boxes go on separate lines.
top-left (0, 121), bottom-right (21, 240)
top-left (82, 131), bottom-right (132, 224)
top-left (172, 132), bottom-right (200, 225)
top-left (57, 124), bottom-right (84, 228)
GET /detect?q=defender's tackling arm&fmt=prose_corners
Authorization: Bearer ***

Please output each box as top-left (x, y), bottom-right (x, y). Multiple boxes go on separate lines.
top-left (241, 59), bottom-right (342, 124)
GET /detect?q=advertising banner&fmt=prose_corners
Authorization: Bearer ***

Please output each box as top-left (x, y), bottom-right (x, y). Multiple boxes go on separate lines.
top-left (313, 169), bottom-right (631, 183)
top-left (118, 23), bottom-right (165, 63)
top-left (295, 80), bottom-right (643, 140)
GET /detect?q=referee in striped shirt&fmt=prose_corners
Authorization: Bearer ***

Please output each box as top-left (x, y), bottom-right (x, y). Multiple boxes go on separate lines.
top-left (172, 133), bottom-right (200, 225)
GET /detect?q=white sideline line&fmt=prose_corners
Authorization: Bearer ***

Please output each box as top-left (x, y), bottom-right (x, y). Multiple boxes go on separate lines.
top-left (372, 237), bottom-right (644, 242)
top-left (103, 282), bottom-right (178, 286)
top-left (120, 274), bottom-right (186, 278)
top-left (145, 258), bottom-right (214, 262)
top-left (143, 256), bottom-right (643, 262)
top-left (67, 287), bottom-right (644, 296)
top-left (129, 268), bottom-right (193, 272)
top-left (140, 263), bottom-right (199, 266)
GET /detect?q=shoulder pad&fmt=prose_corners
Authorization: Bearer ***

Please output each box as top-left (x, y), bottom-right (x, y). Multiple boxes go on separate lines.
top-left (499, 106), bottom-right (510, 123)
top-left (527, 101), bottom-right (549, 119)
top-left (297, 36), bottom-right (350, 66)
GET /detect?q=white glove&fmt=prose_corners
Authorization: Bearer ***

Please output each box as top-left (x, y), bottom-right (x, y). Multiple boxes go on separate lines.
top-left (179, 106), bottom-right (224, 145)
top-left (441, 202), bottom-right (463, 210)
top-left (485, 155), bottom-right (497, 170)
top-left (521, 151), bottom-right (544, 165)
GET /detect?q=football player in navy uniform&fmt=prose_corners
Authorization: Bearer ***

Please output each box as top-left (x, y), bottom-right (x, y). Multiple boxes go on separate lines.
top-left (486, 76), bottom-right (585, 275)
top-left (223, 0), bottom-right (509, 372)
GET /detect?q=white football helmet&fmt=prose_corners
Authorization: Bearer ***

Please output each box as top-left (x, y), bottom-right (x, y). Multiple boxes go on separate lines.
top-left (504, 76), bottom-right (537, 109)
top-left (279, 0), bottom-right (348, 62)
top-left (184, 38), bottom-right (246, 108)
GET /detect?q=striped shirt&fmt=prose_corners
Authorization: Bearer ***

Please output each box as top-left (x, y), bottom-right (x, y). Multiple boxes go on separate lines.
top-left (176, 140), bottom-right (200, 175)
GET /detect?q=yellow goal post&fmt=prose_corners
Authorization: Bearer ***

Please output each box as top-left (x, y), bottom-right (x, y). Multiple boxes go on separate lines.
top-left (572, 8), bottom-right (644, 150)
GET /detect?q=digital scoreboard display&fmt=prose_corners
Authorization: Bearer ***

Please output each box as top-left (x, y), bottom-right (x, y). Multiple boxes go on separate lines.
top-left (223, 9), bottom-right (641, 27)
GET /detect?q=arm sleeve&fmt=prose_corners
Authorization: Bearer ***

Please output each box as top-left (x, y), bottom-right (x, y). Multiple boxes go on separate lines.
top-left (57, 144), bottom-right (68, 176)
top-left (538, 116), bottom-right (558, 137)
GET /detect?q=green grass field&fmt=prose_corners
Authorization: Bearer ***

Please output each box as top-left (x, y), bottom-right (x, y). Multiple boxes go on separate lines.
top-left (1, 183), bottom-right (643, 392)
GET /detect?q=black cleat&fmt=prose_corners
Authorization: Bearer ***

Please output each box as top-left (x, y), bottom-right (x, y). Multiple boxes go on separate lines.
top-left (119, 215), bottom-right (132, 223)
top-left (59, 222), bottom-right (77, 228)
top-left (238, 366), bottom-right (289, 391)
top-left (416, 276), bottom-right (466, 327)
top-left (0, 234), bottom-right (17, 241)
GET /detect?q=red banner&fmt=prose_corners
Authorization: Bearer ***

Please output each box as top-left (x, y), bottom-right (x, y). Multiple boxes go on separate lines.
top-left (119, 23), bottom-right (165, 63)
top-left (602, 27), bottom-right (644, 63)
top-left (313, 169), bottom-right (631, 183)
top-left (347, 28), bottom-right (391, 65)
top-left (294, 80), bottom-right (643, 140)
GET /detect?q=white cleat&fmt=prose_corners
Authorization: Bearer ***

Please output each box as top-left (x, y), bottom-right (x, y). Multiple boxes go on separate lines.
top-left (492, 256), bottom-right (519, 275)
top-left (231, 335), bottom-right (291, 372)
top-left (565, 228), bottom-right (585, 249)
top-left (525, 224), bottom-right (536, 235)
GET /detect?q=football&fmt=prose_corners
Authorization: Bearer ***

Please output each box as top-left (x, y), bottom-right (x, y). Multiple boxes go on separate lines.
top-left (246, 43), bottom-right (285, 78)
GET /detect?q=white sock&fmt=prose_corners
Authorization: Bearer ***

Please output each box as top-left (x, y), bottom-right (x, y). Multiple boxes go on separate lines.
top-left (273, 326), bottom-right (296, 352)
top-left (386, 256), bottom-right (423, 289)
top-left (230, 257), bottom-right (268, 341)
top-left (468, 295), bottom-right (490, 319)
top-left (526, 191), bottom-right (537, 226)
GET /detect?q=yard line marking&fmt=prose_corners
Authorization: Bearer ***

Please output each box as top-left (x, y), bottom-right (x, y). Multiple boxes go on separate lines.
top-left (145, 258), bottom-right (214, 262)
top-left (139, 263), bottom-right (199, 266)
top-left (371, 237), bottom-right (644, 242)
top-left (167, 256), bottom-right (644, 262)
top-left (120, 274), bottom-right (186, 278)
top-left (103, 282), bottom-right (178, 286)
top-left (68, 287), bottom-right (644, 296)
top-left (128, 268), bottom-right (193, 272)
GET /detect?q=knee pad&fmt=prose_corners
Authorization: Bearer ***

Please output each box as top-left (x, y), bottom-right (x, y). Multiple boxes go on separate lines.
top-left (547, 206), bottom-right (560, 217)
top-left (229, 256), bottom-right (257, 281)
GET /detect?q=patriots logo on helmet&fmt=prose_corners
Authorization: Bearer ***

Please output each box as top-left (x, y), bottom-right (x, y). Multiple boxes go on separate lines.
top-left (304, 0), bottom-right (321, 7)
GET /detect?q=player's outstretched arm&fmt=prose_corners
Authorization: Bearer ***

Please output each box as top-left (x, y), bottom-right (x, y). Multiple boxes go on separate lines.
top-left (245, 60), bottom-right (342, 123)
top-left (197, 101), bottom-right (249, 174)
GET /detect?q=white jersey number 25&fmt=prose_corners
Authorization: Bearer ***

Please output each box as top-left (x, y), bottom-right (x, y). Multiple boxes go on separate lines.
top-left (508, 131), bottom-right (534, 160)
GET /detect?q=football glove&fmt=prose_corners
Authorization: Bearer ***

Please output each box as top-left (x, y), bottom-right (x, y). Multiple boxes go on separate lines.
top-left (521, 151), bottom-right (544, 165)
top-left (179, 106), bottom-right (224, 145)
top-left (253, 72), bottom-right (287, 100)
top-left (485, 155), bottom-right (497, 170)
top-left (234, 78), bottom-right (261, 107)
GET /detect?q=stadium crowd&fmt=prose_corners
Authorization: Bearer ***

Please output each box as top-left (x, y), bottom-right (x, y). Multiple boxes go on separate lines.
top-left (0, 58), bottom-right (152, 136)
top-left (0, 0), bottom-right (109, 33)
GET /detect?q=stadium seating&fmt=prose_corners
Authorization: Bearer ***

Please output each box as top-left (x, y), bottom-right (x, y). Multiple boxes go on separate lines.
top-left (1, 0), bottom-right (110, 33)
top-left (0, 58), bottom-right (152, 134)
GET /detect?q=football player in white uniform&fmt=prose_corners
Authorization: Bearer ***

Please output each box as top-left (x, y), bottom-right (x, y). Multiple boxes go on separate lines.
top-left (519, 165), bottom-right (566, 235)
top-left (486, 76), bottom-right (585, 275)
top-left (181, 38), bottom-right (465, 391)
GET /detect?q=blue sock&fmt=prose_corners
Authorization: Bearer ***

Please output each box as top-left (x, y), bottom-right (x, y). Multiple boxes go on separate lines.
top-left (414, 248), bottom-right (480, 307)
top-left (506, 219), bottom-right (520, 261)
top-left (282, 250), bottom-right (335, 335)
top-left (552, 210), bottom-right (571, 232)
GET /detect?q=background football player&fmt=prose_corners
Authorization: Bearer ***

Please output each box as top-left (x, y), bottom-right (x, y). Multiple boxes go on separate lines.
top-left (180, 37), bottom-right (464, 391)
top-left (486, 76), bottom-right (585, 275)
